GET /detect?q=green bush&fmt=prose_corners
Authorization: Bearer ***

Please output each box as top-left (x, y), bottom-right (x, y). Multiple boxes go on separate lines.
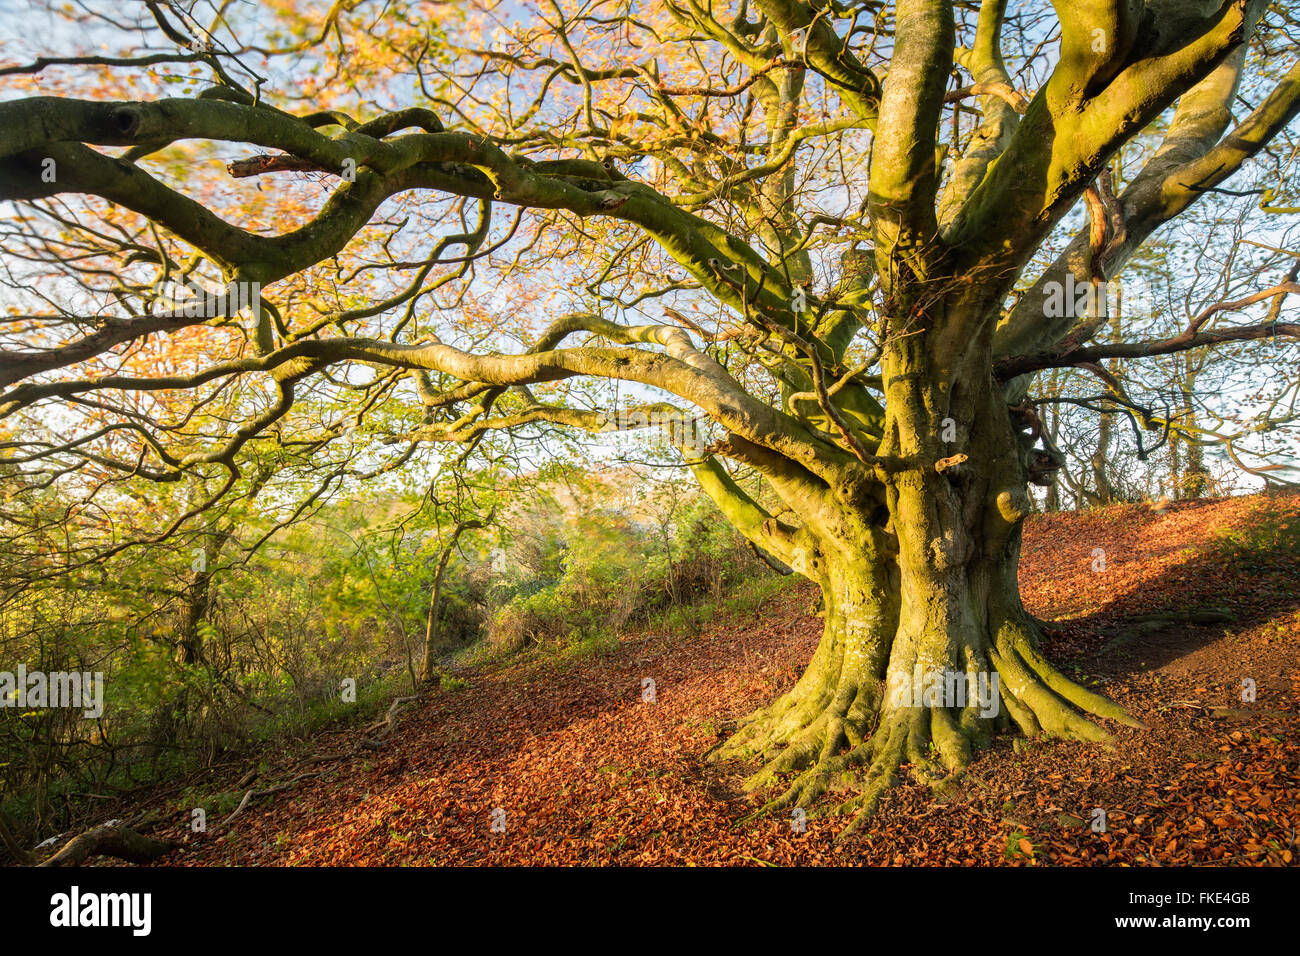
top-left (482, 491), bottom-right (764, 655)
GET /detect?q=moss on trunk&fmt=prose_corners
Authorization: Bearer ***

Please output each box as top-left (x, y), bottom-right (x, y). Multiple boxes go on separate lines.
top-left (714, 332), bottom-right (1144, 838)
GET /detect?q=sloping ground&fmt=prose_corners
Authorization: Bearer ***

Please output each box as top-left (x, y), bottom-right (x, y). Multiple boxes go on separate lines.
top-left (144, 494), bottom-right (1300, 865)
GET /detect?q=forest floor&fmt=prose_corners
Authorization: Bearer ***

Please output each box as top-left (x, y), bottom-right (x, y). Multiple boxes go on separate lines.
top-left (131, 493), bottom-right (1300, 865)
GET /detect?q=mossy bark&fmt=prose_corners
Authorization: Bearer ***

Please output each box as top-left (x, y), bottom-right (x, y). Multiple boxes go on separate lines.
top-left (715, 319), bottom-right (1144, 837)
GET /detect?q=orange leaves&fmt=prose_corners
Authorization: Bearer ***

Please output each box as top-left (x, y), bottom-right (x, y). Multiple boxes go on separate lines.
top-left (119, 494), bottom-right (1300, 867)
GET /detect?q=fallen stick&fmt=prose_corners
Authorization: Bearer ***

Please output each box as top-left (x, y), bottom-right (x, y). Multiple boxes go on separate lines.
top-left (219, 789), bottom-right (255, 829)
top-left (213, 771), bottom-right (326, 831)
top-left (365, 695), bottom-right (419, 738)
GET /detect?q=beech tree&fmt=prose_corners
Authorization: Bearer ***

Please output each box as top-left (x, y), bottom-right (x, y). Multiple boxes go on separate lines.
top-left (3, 0), bottom-right (1300, 833)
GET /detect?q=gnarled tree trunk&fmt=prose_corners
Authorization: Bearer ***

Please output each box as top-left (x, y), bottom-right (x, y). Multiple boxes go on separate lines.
top-left (714, 308), bottom-right (1143, 836)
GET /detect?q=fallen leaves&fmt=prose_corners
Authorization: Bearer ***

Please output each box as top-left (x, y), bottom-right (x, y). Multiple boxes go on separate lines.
top-left (101, 493), bottom-right (1300, 867)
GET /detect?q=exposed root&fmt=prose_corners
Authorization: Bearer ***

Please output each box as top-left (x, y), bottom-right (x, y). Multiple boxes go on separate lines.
top-left (722, 633), bottom-right (1142, 842)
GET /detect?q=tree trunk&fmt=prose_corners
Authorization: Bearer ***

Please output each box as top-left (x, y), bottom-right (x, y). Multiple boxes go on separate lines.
top-left (1091, 409), bottom-right (1117, 504)
top-left (419, 545), bottom-right (454, 685)
top-left (1089, 305), bottom-right (1123, 505)
top-left (419, 514), bottom-right (487, 684)
top-left (714, 320), bottom-right (1143, 836)
top-left (1043, 388), bottom-right (1062, 513)
top-left (1178, 352), bottom-right (1209, 498)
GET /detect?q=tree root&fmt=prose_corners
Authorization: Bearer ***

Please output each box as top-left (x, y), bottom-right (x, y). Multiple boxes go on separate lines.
top-left (720, 635), bottom-right (1142, 842)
